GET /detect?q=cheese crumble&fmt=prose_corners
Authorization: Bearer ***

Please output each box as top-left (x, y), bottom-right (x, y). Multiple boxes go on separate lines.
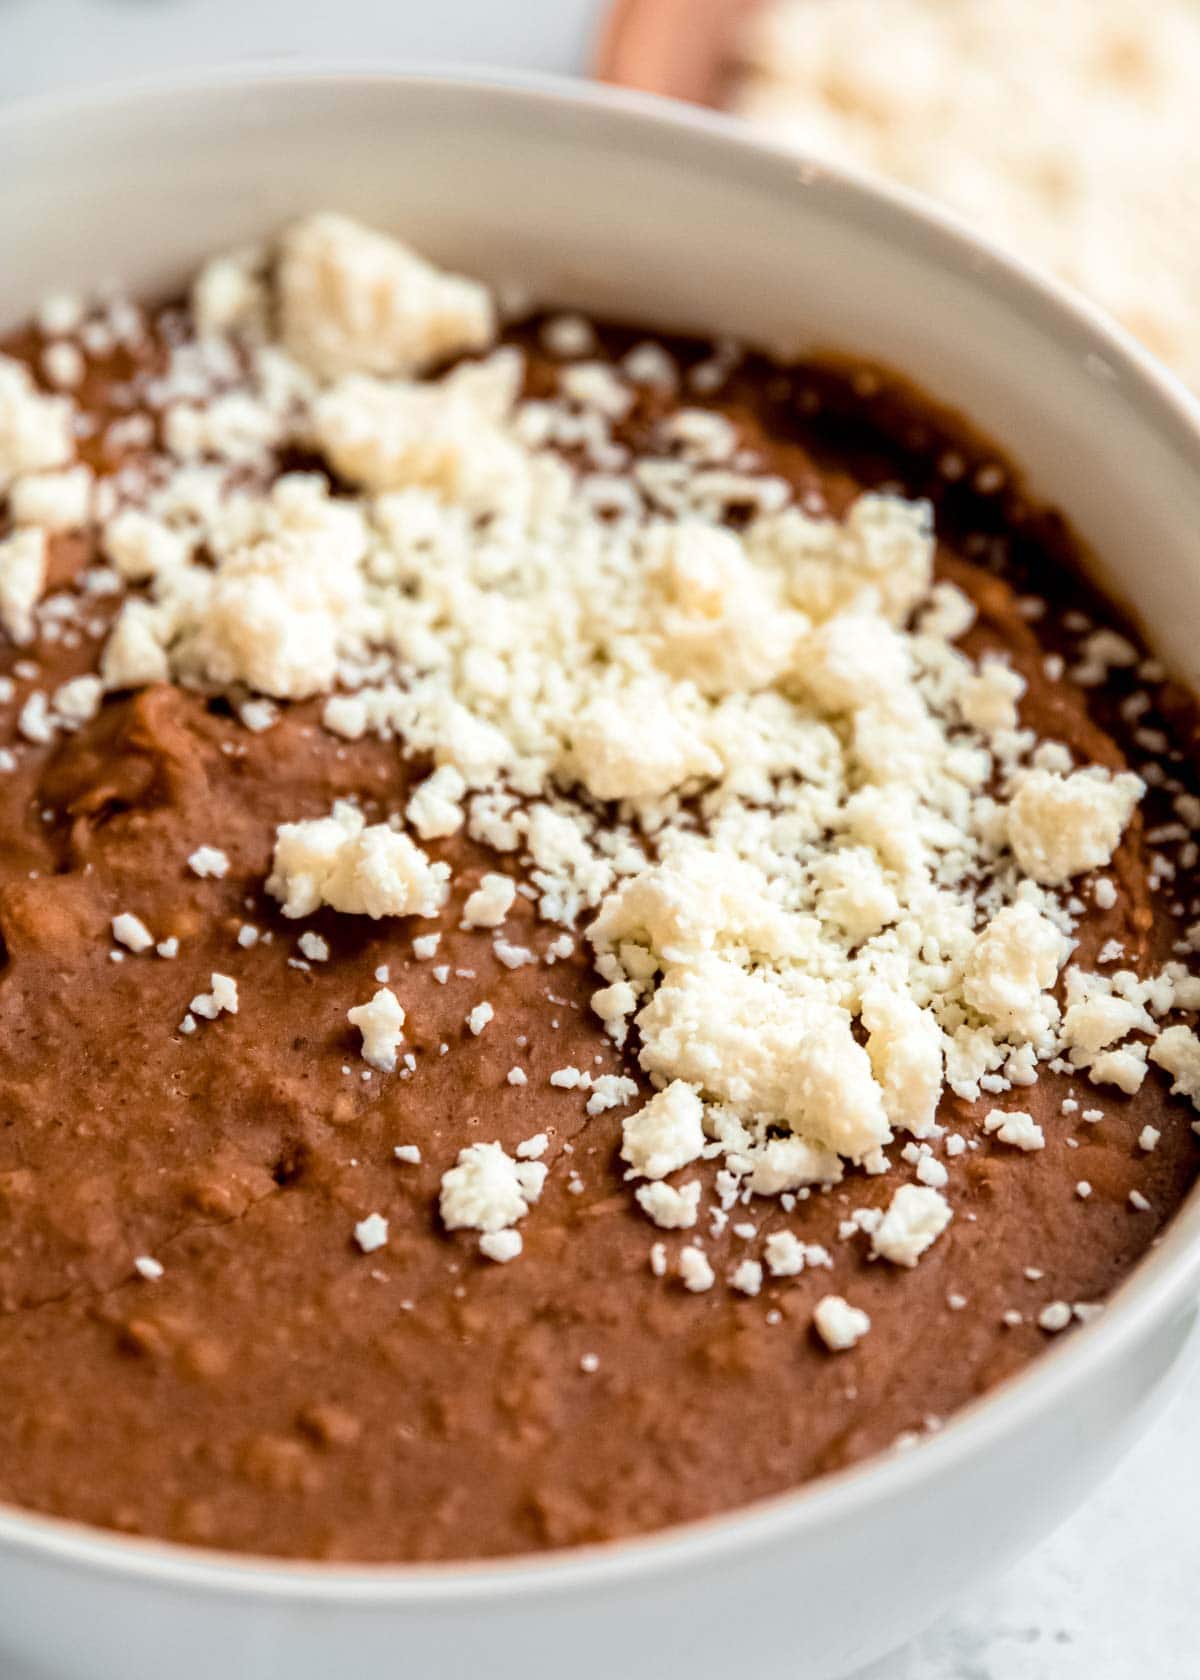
top-left (189, 973), bottom-right (238, 1021)
top-left (112, 913), bottom-right (154, 954)
top-left (278, 213), bottom-right (495, 381)
top-left (733, 0), bottom-right (1200, 390)
top-left (188, 846), bottom-right (229, 880)
top-left (36, 211), bottom-right (1198, 1323)
top-left (348, 987), bottom-right (405, 1073)
top-left (439, 1141), bottom-right (546, 1235)
top-left (871, 1185), bottom-right (953, 1269)
top-left (620, 1082), bottom-right (706, 1180)
top-left (0, 529), bottom-right (47, 646)
top-left (267, 803), bottom-right (448, 920)
top-left (813, 1295), bottom-right (871, 1351)
top-left (354, 1213), bottom-right (389, 1254)
top-left (983, 1109), bottom-right (1045, 1153)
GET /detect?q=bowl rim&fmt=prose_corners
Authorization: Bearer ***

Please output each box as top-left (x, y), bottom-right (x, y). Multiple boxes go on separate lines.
top-left (0, 58), bottom-right (1198, 1605)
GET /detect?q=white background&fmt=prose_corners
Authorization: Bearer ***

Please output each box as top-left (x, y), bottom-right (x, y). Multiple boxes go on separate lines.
top-left (0, 2), bottom-right (1197, 1675)
top-left (0, 0), bottom-right (600, 98)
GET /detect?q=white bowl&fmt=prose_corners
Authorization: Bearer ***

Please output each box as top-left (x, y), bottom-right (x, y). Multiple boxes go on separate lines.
top-left (1, 64), bottom-right (1199, 1680)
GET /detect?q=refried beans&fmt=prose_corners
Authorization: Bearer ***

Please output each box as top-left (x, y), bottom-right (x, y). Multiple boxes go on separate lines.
top-left (0, 218), bottom-right (1194, 1562)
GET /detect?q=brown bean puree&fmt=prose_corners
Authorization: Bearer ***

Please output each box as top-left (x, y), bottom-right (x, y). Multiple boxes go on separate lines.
top-left (0, 228), bottom-right (1196, 1563)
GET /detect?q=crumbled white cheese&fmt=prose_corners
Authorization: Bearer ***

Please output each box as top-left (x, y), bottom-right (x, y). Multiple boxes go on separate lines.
top-left (164, 390), bottom-right (283, 468)
top-left (52, 675), bottom-right (102, 729)
top-left (570, 683), bottom-right (721, 801)
top-left (467, 1001), bottom-right (494, 1036)
top-left (915, 1153), bottom-right (949, 1188)
top-left (322, 695), bottom-right (368, 740)
top-left (963, 902), bottom-right (1068, 1041)
top-left (27, 214), bottom-right (1196, 1316)
top-left (348, 987), bottom-right (405, 1072)
top-left (439, 1140), bottom-right (545, 1233)
top-left (871, 1184), bottom-right (953, 1267)
top-left (0, 528), bottom-right (47, 645)
top-left (314, 353), bottom-right (523, 515)
top-left (112, 913), bottom-right (154, 953)
top-left (1061, 984), bottom-right (1151, 1056)
top-left (406, 766), bottom-right (467, 840)
top-left (561, 361), bottom-right (632, 421)
top-left (1093, 877), bottom-right (1118, 910)
top-left (764, 1230), bottom-right (807, 1277)
top-left (862, 984), bottom-right (943, 1138)
top-left (101, 601), bottom-right (170, 689)
top-left (730, 1258), bottom-right (764, 1296)
top-left (17, 691), bottom-right (54, 745)
top-left (1087, 1045), bottom-right (1148, 1094)
top-left (678, 1245), bottom-right (716, 1292)
top-left (192, 246), bottom-right (268, 339)
top-left (549, 1065), bottom-right (586, 1090)
top-left (1007, 767), bottom-right (1143, 885)
top-left (495, 940), bottom-right (535, 970)
top-left (188, 846), bottom-right (229, 880)
top-left (635, 1179), bottom-right (702, 1229)
top-left (959, 658), bottom-right (1025, 734)
top-left (734, 0), bottom-right (1200, 392)
top-left (461, 872), bottom-right (516, 929)
top-left (636, 957), bottom-right (891, 1163)
top-left (983, 1108), bottom-right (1045, 1151)
top-left (623, 340), bottom-right (677, 387)
top-left (279, 212), bottom-right (495, 379)
top-left (584, 1074), bottom-right (638, 1117)
top-left (479, 1228), bottom-right (523, 1263)
top-left (813, 1294), bottom-right (871, 1351)
top-left (267, 802), bottom-right (449, 920)
top-left (183, 491), bottom-right (370, 699)
top-left (0, 354), bottom-right (74, 492)
top-left (393, 1144), bottom-right (421, 1165)
top-left (189, 973), bottom-right (238, 1020)
top-left (354, 1212), bottom-right (389, 1254)
top-left (103, 508), bottom-right (192, 581)
top-left (541, 314), bottom-right (596, 358)
top-left (134, 1255), bottom-right (164, 1281)
top-left (620, 1081), bottom-right (706, 1180)
top-left (41, 342), bottom-right (84, 393)
top-left (9, 464), bottom-right (92, 531)
top-left (1150, 1025), bottom-right (1200, 1109)
top-left (747, 1136), bottom-right (842, 1195)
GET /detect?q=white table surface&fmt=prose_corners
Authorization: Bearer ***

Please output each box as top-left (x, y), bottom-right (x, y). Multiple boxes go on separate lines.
top-left (0, 3), bottom-right (1197, 1675)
